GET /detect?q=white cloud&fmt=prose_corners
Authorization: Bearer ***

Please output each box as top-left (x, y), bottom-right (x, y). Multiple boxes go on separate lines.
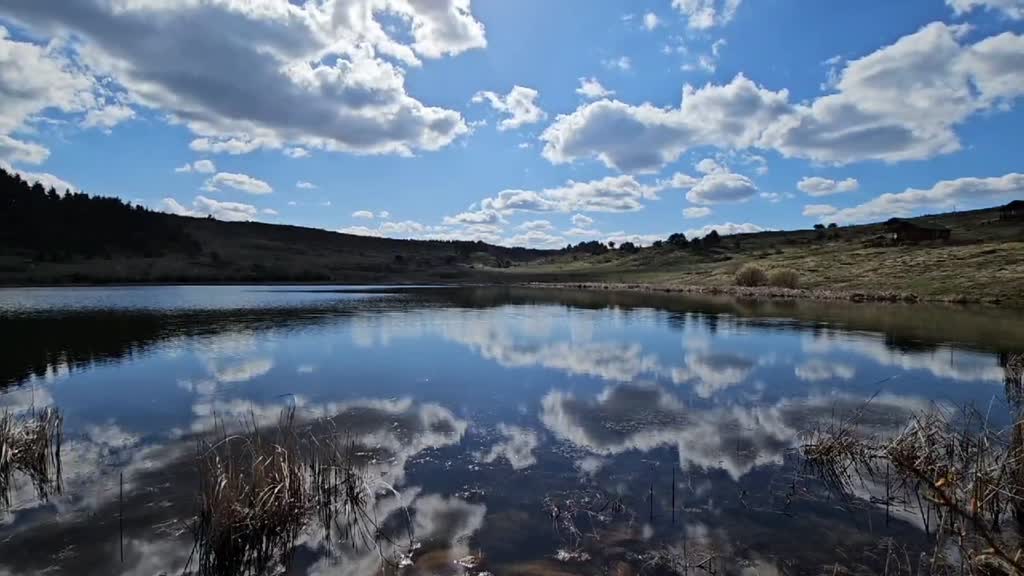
top-left (0, 134), bottom-right (49, 165)
top-left (797, 176), bottom-right (859, 196)
top-left (1, 0), bottom-right (484, 158)
top-left (261, 208), bottom-right (278, 216)
top-left (443, 209), bottom-right (503, 225)
top-left (174, 159), bottom-right (216, 174)
top-left (480, 175), bottom-right (658, 214)
top-left (643, 12), bottom-right (660, 30)
top-left (2, 162), bottom-right (76, 193)
top-left (479, 424), bottom-right (539, 470)
top-left (507, 229), bottom-right (565, 248)
top-left (686, 172), bottom-right (758, 205)
top-left (684, 222), bottom-right (766, 238)
top-left (576, 77), bottom-right (614, 100)
top-left (81, 104), bottom-right (135, 130)
top-left (377, 210), bottom-right (390, 219)
top-left (602, 56), bottom-right (632, 71)
top-left (947, 0), bottom-right (1024, 19)
top-left (517, 220), bottom-right (555, 232)
top-left (352, 210), bottom-right (375, 219)
top-left (571, 213), bottom-right (594, 228)
top-left (542, 24), bottom-right (1024, 171)
top-left (202, 172), bottom-right (273, 195)
top-left (604, 232), bottom-right (664, 247)
top-left (160, 195), bottom-right (259, 222)
top-left (296, 180), bottom-right (317, 189)
top-left (283, 146), bottom-right (309, 159)
top-left (472, 85), bottom-right (546, 131)
top-left (683, 206), bottom-right (712, 218)
top-left (0, 27), bottom-right (99, 163)
top-left (695, 158), bottom-right (727, 174)
top-left (672, 0), bottom-right (743, 29)
top-left (541, 74), bottom-right (791, 173)
top-left (826, 172), bottom-right (1024, 224)
top-left (802, 204), bottom-right (838, 218)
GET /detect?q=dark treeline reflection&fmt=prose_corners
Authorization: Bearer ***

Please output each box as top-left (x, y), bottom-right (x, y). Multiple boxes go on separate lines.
top-left (3, 286), bottom-right (1022, 390)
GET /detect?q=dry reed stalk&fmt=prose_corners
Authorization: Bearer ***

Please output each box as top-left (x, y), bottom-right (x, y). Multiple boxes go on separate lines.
top-left (0, 407), bottom-right (63, 511)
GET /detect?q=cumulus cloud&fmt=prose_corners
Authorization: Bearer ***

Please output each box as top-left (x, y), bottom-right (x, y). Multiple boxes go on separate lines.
top-left (576, 77), bottom-right (614, 100)
top-left (443, 208), bottom-right (502, 225)
top-left (81, 104), bottom-right (135, 130)
top-left (798, 176), bottom-right (859, 196)
top-left (160, 195), bottom-right (259, 222)
top-left (0, 0), bottom-right (484, 158)
top-left (685, 222), bottom-right (766, 238)
top-left (947, 0), bottom-right (1024, 18)
top-left (541, 74), bottom-right (791, 173)
top-left (604, 232), bottom-right (665, 247)
top-left (352, 210), bottom-right (375, 219)
top-left (296, 180), bottom-right (317, 189)
top-left (472, 85), bottom-right (546, 131)
top-left (480, 175), bottom-right (659, 214)
top-left (825, 172), bottom-right (1024, 224)
top-left (542, 24), bottom-right (1024, 171)
top-left (508, 229), bottom-right (566, 248)
top-left (571, 213), bottom-right (594, 228)
top-left (202, 172), bottom-right (273, 195)
top-left (174, 159), bottom-right (216, 174)
top-left (683, 206), bottom-right (712, 218)
top-left (672, 0), bottom-right (743, 29)
top-left (643, 12), bottom-right (660, 30)
top-left (518, 219), bottom-right (555, 232)
top-left (686, 172), bottom-right (758, 205)
top-left (802, 204), bottom-right (838, 218)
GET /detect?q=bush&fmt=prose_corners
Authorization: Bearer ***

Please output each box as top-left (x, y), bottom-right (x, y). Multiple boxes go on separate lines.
top-left (734, 264), bottom-right (768, 287)
top-left (768, 268), bottom-right (800, 289)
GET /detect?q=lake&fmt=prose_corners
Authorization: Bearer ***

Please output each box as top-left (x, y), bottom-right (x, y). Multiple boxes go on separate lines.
top-left (1, 285), bottom-right (1023, 575)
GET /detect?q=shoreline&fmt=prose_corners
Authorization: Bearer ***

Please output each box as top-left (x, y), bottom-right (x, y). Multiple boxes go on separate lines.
top-left (0, 279), bottom-right (1015, 308)
top-left (520, 281), bottom-right (1009, 307)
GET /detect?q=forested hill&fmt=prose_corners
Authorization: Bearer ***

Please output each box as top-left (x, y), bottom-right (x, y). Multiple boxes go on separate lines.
top-left (0, 167), bottom-right (200, 260)
top-left (0, 167), bottom-right (553, 284)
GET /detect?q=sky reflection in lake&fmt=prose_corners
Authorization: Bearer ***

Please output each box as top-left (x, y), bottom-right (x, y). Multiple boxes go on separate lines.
top-left (0, 286), bottom-right (1021, 575)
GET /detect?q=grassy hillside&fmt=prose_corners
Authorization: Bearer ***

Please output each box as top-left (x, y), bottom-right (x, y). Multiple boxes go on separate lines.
top-left (491, 205), bottom-right (1024, 306)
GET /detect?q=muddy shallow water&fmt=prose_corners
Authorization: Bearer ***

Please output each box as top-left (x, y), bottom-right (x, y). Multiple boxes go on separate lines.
top-left (1, 285), bottom-right (1022, 575)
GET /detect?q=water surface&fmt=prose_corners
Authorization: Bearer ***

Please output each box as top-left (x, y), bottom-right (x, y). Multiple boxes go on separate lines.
top-left (1, 286), bottom-right (1022, 575)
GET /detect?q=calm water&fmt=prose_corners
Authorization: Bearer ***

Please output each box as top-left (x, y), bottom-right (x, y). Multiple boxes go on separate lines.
top-left (1, 286), bottom-right (1023, 575)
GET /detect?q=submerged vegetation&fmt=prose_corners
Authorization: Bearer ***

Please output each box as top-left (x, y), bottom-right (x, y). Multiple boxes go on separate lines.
top-left (188, 408), bottom-right (411, 576)
top-left (801, 405), bottom-right (1024, 575)
top-left (0, 407), bottom-right (63, 511)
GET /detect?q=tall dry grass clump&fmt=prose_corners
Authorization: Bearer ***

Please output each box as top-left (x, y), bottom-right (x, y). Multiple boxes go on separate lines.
top-left (801, 406), bottom-right (1024, 575)
top-left (0, 407), bottom-right (63, 511)
top-left (768, 268), bottom-right (800, 289)
top-left (734, 264), bottom-right (768, 287)
top-left (189, 408), bottom-right (407, 576)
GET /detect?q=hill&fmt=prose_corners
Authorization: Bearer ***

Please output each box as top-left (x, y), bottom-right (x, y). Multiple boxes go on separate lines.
top-left (2, 166), bottom-right (1021, 305)
top-left (0, 167), bottom-right (553, 284)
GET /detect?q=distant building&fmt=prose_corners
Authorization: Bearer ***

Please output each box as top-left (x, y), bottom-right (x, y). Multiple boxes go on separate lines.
top-left (1000, 199), bottom-right (1024, 220)
top-left (884, 218), bottom-right (951, 243)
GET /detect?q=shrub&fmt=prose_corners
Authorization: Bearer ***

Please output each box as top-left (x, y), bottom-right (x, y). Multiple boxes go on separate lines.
top-left (768, 268), bottom-right (800, 289)
top-left (734, 264), bottom-right (768, 287)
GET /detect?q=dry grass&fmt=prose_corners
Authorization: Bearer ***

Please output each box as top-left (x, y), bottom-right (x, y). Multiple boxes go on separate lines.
top-left (188, 408), bottom-right (409, 576)
top-left (0, 407), bottom-right (63, 511)
top-left (768, 268), bottom-right (800, 289)
top-left (734, 264), bottom-right (768, 287)
top-left (801, 405), bottom-right (1024, 575)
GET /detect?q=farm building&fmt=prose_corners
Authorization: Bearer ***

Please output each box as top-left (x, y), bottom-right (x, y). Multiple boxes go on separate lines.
top-left (884, 218), bottom-right (951, 242)
top-left (1000, 199), bottom-right (1024, 220)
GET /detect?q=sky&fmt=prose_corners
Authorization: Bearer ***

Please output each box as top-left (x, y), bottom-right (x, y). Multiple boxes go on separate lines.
top-left (1, 0), bottom-right (1023, 248)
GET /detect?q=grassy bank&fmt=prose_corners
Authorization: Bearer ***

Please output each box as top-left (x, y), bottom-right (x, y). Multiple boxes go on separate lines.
top-left (495, 205), bottom-right (1024, 306)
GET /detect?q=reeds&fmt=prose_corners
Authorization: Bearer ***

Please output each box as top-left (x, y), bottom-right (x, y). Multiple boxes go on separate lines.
top-left (800, 405), bottom-right (1024, 575)
top-left (0, 407), bottom-right (63, 511)
top-left (188, 408), bottom-right (408, 576)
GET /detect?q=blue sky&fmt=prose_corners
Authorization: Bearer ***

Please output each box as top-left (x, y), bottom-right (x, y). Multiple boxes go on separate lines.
top-left (1, 0), bottom-right (1022, 247)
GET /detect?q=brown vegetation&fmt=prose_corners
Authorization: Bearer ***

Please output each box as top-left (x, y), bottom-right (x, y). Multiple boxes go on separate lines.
top-left (0, 408), bottom-right (63, 511)
top-left (734, 264), bottom-right (768, 287)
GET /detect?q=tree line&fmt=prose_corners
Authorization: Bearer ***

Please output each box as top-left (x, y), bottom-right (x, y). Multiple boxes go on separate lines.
top-left (0, 167), bottom-right (200, 260)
